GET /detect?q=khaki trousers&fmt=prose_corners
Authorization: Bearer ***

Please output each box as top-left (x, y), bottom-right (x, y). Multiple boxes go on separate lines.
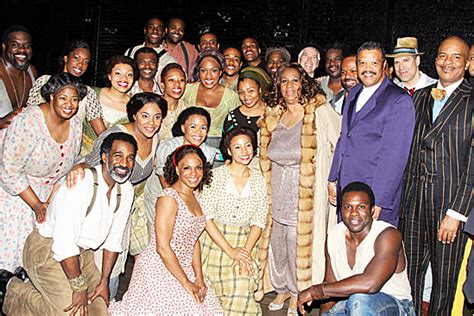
top-left (3, 229), bottom-right (107, 315)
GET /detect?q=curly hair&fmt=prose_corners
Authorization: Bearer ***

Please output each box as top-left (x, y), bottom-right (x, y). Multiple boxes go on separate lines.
top-left (103, 55), bottom-right (138, 87)
top-left (163, 145), bottom-right (212, 191)
top-left (40, 72), bottom-right (88, 101)
top-left (263, 62), bottom-right (325, 109)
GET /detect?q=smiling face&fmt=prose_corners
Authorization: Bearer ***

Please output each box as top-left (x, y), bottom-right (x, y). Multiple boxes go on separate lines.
top-left (134, 102), bottom-right (162, 138)
top-left (325, 48), bottom-right (343, 79)
top-left (280, 67), bottom-right (302, 105)
top-left (2, 31), bottom-right (33, 70)
top-left (241, 37), bottom-right (260, 63)
top-left (394, 55), bottom-right (420, 86)
top-left (136, 52), bottom-right (158, 80)
top-left (228, 134), bottom-right (254, 165)
top-left (176, 152), bottom-right (204, 189)
top-left (223, 47), bottom-right (242, 77)
top-left (199, 33), bottom-right (219, 52)
top-left (357, 49), bottom-right (385, 88)
top-left (435, 37), bottom-right (470, 87)
top-left (181, 114), bottom-right (209, 146)
top-left (238, 78), bottom-right (261, 109)
top-left (108, 63), bottom-right (134, 93)
top-left (103, 140), bottom-right (136, 184)
top-left (50, 86), bottom-right (80, 120)
top-left (198, 56), bottom-right (222, 89)
top-left (299, 47), bottom-right (319, 76)
top-left (166, 18), bottom-right (185, 44)
top-left (161, 67), bottom-right (186, 100)
top-left (64, 47), bottom-right (90, 77)
top-left (341, 56), bottom-right (359, 90)
top-left (267, 51), bottom-right (285, 75)
top-left (341, 191), bottom-right (374, 234)
top-left (144, 18), bottom-right (165, 46)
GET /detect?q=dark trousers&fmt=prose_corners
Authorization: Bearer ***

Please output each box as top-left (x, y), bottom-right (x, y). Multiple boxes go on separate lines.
top-left (400, 184), bottom-right (468, 316)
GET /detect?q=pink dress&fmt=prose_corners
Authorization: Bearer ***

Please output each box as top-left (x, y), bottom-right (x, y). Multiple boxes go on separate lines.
top-left (109, 188), bottom-right (223, 315)
top-left (0, 106), bottom-right (82, 272)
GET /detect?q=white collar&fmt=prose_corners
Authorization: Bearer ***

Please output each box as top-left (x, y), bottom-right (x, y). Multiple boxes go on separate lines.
top-left (361, 81), bottom-right (383, 94)
top-left (436, 78), bottom-right (464, 100)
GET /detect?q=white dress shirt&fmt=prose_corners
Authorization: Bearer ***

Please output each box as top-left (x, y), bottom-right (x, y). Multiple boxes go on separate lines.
top-left (356, 81), bottom-right (383, 112)
top-left (37, 165), bottom-right (134, 262)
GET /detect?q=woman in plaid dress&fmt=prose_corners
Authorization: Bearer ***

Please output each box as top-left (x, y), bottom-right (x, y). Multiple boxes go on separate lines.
top-left (200, 127), bottom-right (268, 315)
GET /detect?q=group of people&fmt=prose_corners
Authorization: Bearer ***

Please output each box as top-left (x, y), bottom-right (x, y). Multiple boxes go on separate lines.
top-left (0, 15), bottom-right (472, 316)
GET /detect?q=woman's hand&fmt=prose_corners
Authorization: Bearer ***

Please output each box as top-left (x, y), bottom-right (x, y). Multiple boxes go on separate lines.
top-left (66, 163), bottom-right (88, 188)
top-left (183, 279), bottom-right (203, 304)
top-left (228, 247), bottom-right (254, 276)
top-left (32, 201), bottom-right (48, 223)
top-left (194, 278), bottom-right (208, 303)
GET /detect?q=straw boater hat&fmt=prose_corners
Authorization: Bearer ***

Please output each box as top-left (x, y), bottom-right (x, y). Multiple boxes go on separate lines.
top-left (386, 37), bottom-right (425, 58)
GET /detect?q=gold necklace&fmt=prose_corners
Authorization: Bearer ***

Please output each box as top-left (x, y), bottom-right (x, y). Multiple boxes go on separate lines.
top-left (2, 58), bottom-right (26, 109)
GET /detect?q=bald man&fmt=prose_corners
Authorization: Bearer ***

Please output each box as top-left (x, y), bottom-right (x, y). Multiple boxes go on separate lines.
top-left (400, 36), bottom-right (473, 316)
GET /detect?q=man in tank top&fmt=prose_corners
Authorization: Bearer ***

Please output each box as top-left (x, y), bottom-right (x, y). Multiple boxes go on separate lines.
top-left (297, 182), bottom-right (415, 315)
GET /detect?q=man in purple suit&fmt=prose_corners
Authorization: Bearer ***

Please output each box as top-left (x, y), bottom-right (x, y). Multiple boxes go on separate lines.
top-left (328, 41), bottom-right (415, 226)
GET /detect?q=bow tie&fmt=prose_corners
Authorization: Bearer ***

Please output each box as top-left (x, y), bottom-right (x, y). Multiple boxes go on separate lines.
top-left (431, 88), bottom-right (447, 101)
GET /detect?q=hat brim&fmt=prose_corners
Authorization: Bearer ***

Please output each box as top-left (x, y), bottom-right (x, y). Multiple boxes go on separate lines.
top-left (386, 51), bottom-right (425, 58)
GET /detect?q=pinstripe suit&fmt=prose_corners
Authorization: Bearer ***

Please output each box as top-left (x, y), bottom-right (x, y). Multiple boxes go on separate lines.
top-left (400, 79), bottom-right (473, 315)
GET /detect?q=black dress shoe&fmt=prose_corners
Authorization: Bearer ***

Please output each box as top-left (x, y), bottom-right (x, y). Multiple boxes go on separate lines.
top-left (13, 267), bottom-right (29, 283)
top-left (0, 269), bottom-right (15, 313)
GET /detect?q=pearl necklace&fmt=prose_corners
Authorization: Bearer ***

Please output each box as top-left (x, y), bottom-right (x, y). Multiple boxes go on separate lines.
top-left (1, 58), bottom-right (26, 109)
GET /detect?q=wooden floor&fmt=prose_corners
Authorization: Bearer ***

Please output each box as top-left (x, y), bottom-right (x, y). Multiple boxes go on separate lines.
top-left (117, 255), bottom-right (320, 315)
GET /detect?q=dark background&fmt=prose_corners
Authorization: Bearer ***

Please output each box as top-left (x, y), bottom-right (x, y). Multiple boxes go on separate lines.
top-left (1, 0), bottom-right (473, 85)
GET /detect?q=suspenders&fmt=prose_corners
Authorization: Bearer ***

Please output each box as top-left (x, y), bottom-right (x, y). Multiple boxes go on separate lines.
top-left (85, 168), bottom-right (122, 217)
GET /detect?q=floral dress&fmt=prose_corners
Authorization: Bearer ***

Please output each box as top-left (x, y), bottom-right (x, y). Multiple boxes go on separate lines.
top-left (0, 106), bottom-right (82, 272)
top-left (109, 188), bottom-right (223, 315)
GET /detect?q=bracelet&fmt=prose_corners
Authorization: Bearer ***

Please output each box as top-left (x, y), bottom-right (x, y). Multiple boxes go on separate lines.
top-left (327, 182), bottom-right (337, 187)
top-left (68, 274), bottom-right (88, 292)
top-left (321, 282), bottom-right (329, 299)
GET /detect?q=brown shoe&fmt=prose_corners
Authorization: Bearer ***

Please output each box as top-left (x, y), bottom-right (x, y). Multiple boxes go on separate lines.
top-left (421, 301), bottom-right (429, 316)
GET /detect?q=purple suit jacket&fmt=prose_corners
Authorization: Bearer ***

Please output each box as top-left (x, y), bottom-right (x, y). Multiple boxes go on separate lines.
top-left (328, 77), bottom-right (415, 226)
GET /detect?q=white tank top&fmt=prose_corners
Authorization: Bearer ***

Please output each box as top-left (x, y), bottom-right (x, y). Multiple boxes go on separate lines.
top-left (327, 221), bottom-right (412, 301)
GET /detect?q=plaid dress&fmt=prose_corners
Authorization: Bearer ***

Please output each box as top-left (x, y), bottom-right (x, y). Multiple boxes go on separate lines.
top-left (200, 165), bottom-right (268, 315)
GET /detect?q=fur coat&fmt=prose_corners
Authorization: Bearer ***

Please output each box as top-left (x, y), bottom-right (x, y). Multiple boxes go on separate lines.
top-left (255, 94), bottom-right (341, 299)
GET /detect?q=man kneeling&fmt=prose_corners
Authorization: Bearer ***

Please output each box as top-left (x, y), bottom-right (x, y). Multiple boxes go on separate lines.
top-left (297, 182), bottom-right (415, 315)
top-left (2, 132), bottom-right (136, 315)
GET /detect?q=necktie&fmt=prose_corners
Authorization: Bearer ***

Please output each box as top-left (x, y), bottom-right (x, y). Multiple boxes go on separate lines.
top-left (432, 98), bottom-right (448, 122)
top-left (431, 88), bottom-right (447, 122)
top-left (404, 86), bottom-right (416, 96)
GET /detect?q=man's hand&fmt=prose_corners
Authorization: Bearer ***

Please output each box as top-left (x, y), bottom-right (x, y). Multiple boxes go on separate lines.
top-left (0, 108), bottom-right (22, 129)
top-left (64, 290), bottom-right (88, 316)
top-left (90, 279), bottom-right (109, 306)
top-left (372, 205), bottom-right (382, 220)
top-left (297, 287), bottom-right (313, 315)
top-left (328, 182), bottom-right (337, 205)
top-left (297, 284), bottom-right (326, 314)
top-left (438, 214), bottom-right (460, 244)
